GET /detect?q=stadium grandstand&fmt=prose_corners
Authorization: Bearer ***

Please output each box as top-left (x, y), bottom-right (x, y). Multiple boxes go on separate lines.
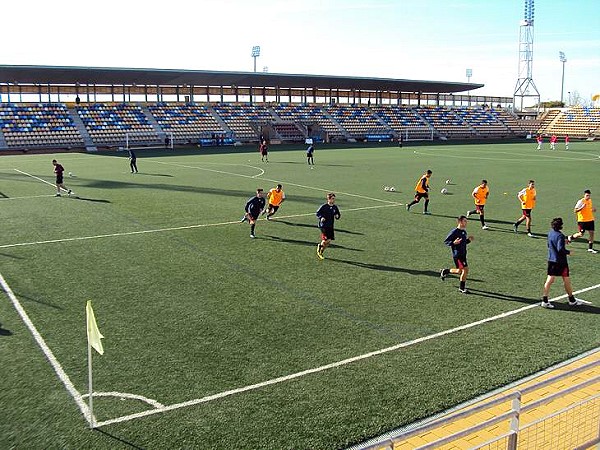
top-left (1, 65), bottom-right (598, 152)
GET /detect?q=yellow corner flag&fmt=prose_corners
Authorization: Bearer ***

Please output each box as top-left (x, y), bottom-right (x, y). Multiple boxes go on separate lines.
top-left (86, 300), bottom-right (104, 355)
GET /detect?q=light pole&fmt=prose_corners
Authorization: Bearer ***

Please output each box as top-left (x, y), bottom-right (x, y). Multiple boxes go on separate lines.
top-left (559, 51), bottom-right (567, 104)
top-left (466, 69), bottom-right (472, 106)
top-left (251, 46), bottom-right (261, 72)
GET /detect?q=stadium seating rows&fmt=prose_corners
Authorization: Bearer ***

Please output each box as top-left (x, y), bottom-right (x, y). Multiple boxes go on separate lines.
top-left (0, 103), bottom-right (598, 149)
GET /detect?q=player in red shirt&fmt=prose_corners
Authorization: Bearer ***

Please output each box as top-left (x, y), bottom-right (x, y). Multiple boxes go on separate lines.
top-left (536, 134), bottom-right (542, 150)
top-left (550, 134), bottom-right (557, 150)
top-left (564, 135), bottom-right (569, 150)
top-left (52, 159), bottom-right (73, 197)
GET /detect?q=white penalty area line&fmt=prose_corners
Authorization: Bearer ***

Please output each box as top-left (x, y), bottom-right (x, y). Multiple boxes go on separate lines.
top-left (0, 202), bottom-right (403, 249)
top-left (0, 272), bottom-right (92, 424)
top-left (95, 282), bottom-right (600, 428)
top-left (147, 158), bottom-right (398, 205)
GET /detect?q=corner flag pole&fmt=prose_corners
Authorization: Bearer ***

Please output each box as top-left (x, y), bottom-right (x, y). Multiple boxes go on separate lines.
top-left (86, 300), bottom-right (104, 429)
top-left (88, 338), bottom-right (95, 428)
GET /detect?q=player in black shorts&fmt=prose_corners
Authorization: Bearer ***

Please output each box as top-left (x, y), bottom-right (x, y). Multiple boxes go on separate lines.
top-left (316, 193), bottom-right (341, 260)
top-left (241, 188), bottom-right (266, 238)
top-left (541, 217), bottom-right (588, 308)
top-left (52, 159), bottom-right (73, 197)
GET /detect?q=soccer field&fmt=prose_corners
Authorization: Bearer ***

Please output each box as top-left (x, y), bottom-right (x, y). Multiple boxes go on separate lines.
top-left (1, 142), bottom-right (599, 449)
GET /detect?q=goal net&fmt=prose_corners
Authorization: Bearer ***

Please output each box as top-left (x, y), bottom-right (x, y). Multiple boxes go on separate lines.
top-left (124, 132), bottom-right (174, 150)
top-left (401, 127), bottom-right (434, 142)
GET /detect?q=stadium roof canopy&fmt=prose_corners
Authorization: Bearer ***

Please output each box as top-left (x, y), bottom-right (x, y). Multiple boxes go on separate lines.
top-left (0, 65), bottom-right (483, 94)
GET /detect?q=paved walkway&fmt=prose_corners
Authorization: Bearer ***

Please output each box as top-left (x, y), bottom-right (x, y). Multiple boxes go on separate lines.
top-left (361, 348), bottom-right (600, 449)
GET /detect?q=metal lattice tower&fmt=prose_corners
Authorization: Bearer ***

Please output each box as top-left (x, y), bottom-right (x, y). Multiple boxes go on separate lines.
top-left (513, 0), bottom-right (540, 111)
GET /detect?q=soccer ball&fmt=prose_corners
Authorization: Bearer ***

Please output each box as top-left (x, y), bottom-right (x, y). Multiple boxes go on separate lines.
top-left (445, 179), bottom-right (450, 185)
top-left (389, 187), bottom-right (395, 192)
top-left (441, 188), bottom-right (448, 194)
top-left (383, 186), bottom-right (390, 191)
top-left (68, 172), bottom-right (73, 177)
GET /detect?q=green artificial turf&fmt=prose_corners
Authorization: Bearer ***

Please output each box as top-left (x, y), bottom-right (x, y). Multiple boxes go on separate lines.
top-left (0, 141), bottom-right (598, 449)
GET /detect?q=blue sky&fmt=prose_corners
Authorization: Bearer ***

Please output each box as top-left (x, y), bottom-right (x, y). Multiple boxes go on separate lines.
top-left (5, 0), bottom-right (599, 102)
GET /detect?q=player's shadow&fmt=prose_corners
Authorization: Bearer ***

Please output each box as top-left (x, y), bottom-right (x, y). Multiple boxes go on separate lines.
top-left (74, 196), bottom-right (111, 203)
top-left (133, 173), bottom-right (174, 177)
top-left (14, 292), bottom-right (63, 310)
top-left (0, 322), bottom-right (13, 336)
top-left (547, 302), bottom-right (600, 314)
top-left (276, 220), bottom-right (364, 235)
top-left (262, 235), bottom-right (363, 252)
top-left (0, 252), bottom-right (23, 259)
top-left (94, 428), bottom-right (147, 449)
top-left (330, 258), bottom-right (440, 276)
top-left (466, 288), bottom-right (540, 305)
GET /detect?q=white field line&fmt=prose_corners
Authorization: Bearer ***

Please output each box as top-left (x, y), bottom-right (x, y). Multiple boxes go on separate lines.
top-left (0, 272), bottom-right (92, 424)
top-left (94, 282), bottom-right (600, 428)
top-left (147, 159), bottom-right (398, 205)
top-left (0, 194), bottom-right (57, 200)
top-left (0, 203), bottom-right (402, 249)
top-left (412, 150), bottom-right (600, 162)
top-left (13, 168), bottom-right (70, 193)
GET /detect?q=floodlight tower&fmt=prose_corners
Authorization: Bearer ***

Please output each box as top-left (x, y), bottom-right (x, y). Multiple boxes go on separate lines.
top-left (513, 0), bottom-right (540, 111)
top-left (559, 51), bottom-right (567, 104)
top-left (251, 46), bottom-right (261, 72)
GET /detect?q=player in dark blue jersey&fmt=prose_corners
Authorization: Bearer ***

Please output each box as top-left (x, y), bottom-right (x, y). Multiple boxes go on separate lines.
top-left (316, 192), bottom-right (341, 260)
top-left (240, 188), bottom-right (266, 238)
top-left (440, 215), bottom-right (474, 294)
top-left (541, 217), bottom-right (588, 308)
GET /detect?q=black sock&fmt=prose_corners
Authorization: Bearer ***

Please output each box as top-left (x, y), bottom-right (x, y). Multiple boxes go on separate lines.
top-left (460, 281), bottom-right (466, 290)
top-left (480, 215), bottom-right (485, 226)
top-left (568, 295), bottom-right (575, 302)
top-left (424, 199), bottom-right (430, 211)
top-left (542, 296), bottom-right (549, 302)
top-left (250, 224), bottom-right (255, 234)
top-left (589, 243), bottom-right (594, 250)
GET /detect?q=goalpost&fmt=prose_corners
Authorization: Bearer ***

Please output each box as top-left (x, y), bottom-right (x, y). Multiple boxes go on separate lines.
top-left (124, 132), bottom-right (174, 150)
top-left (401, 127), bottom-right (434, 142)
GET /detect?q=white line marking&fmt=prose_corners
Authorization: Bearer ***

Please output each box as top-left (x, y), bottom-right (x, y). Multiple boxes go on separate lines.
top-left (412, 150), bottom-right (600, 162)
top-left (94, 283), bottom-right (600, 428)
top-left (147, 159), bottom-right (397, 204)
top-left (0, 272), bottom-right (92, 424)
top-left (13, 168), bottom-right (70, 194)
top-left (81, 391), bottom-right (164, 408)
top-left (0, 203), bottom-right (402, 249)
top-left (0, 194), bottom-right (56, 200)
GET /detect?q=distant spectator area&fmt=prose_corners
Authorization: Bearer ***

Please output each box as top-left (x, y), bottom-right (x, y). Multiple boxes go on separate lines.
top-left (0, 103), bottom-right (83, 149)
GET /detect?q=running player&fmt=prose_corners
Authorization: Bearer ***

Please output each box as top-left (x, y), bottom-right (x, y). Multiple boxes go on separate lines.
top-left (541, 217), bottom-right (589, 308)
top-left (240, 188), bottom-right (266, 238)
top-left (52, 159), bottom-right (73, 197)
top-left (466, 180), bottom-right (490, 230)
top-left (440, 215), bottom-right (474, 294)
top-left (513, 180), bottom-right (536, 237)
top-left (316, 193), bottom-right (341, 260)
top-left (406, 169), bottom-right (432, 214)
top-left (568, 189), bottom-right (597, 254)
top-left (264, 184), bottom-right (286, 220)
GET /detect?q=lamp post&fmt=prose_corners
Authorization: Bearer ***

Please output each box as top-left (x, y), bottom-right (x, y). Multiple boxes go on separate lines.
top-left (559, 51), bottom-right (567, 104)
top-left (251, 46), bottom-right (261, 72)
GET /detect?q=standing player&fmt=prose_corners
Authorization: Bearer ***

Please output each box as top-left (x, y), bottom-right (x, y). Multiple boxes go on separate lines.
top-left (568, 189), bottom-right (597, 253)
top-left (466, 179), bottom-right (490, 230)
top-left (536, 134), bottom-right (543, 150)
top-left (240, 188), bottom-right (266, 238)
top-left (52, 159), bottom-right (73, 197)
top-left (550, 134), bottom-right (557, 150)
top-left (259, 140), bottom-right (269, 163)
top-left (316, 193), bottom-right (341, 260)
top-left (128, 148), bottom-right (138, 173)
top-left (541, 217), bottom-right (588, 308)
top-left (264, 184), bottom-right (286, 220)
top-left (306, 143), bottom-right (315, 165)
top-left (406, 169), bottom-right (432, 214)
top-left (564, 134), bottom-right (569, 150)
top-left (513, 180), bottom-right (536, 237)
top-left (440, 215), bottom-right (474, 294)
